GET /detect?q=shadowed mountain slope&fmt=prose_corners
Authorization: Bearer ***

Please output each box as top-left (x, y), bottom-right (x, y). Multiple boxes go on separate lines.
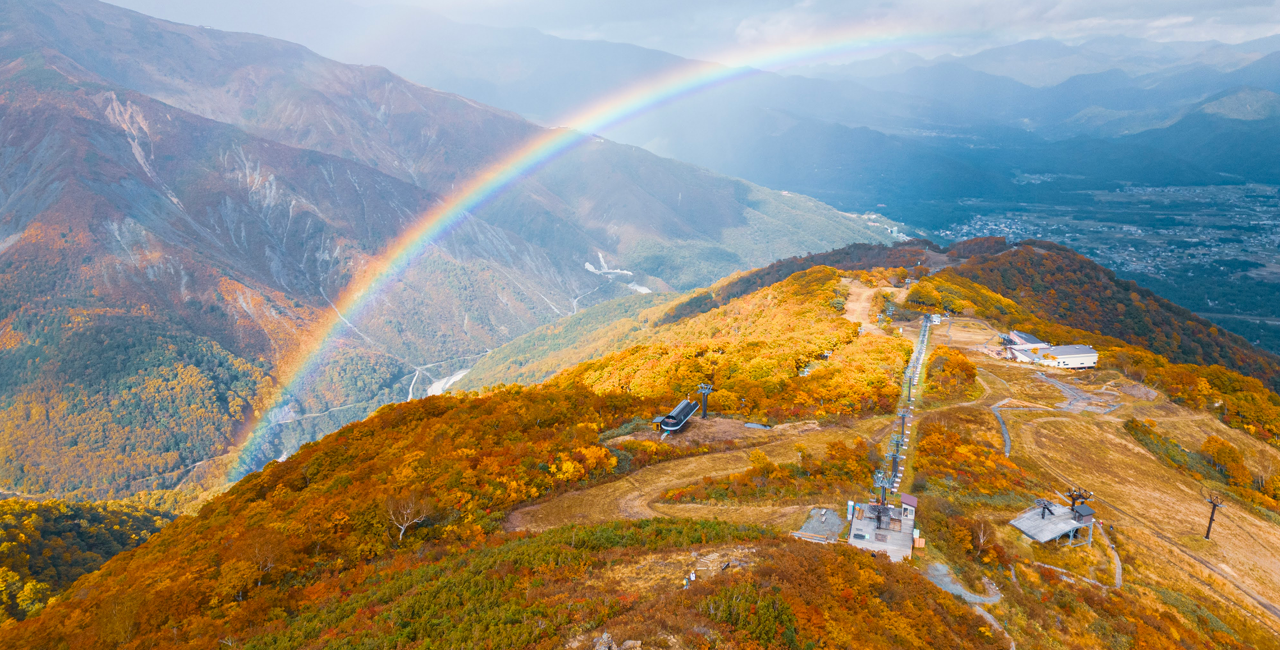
top-left (0, 0), bottom-right (901, 498)
top-left (4, 0), bottom-right (899, 287)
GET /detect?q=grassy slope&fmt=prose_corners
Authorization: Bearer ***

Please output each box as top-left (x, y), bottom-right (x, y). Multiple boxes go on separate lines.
top-left (7, 248), bottom-right (1280, 648)
top-left (459, 241), bottom-right (928, 391)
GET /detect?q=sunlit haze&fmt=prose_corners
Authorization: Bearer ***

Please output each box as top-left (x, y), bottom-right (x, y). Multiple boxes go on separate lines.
top-left (110, 0), bottom-right (1280, 64)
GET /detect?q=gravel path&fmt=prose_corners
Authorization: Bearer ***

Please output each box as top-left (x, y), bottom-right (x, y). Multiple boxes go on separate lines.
top-left (924, 563), bottom-right (1001, 604)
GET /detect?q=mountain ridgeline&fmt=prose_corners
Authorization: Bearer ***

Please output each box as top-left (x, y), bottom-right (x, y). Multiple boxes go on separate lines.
top-left (3, 236), bottom-right (1280, 647)
top-left (0, 0), bottom-right (901, 500)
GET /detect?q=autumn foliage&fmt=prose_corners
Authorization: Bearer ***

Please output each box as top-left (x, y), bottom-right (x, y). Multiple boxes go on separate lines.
top-left (912, 408), bottom-right (1030, 498)
top-left (0, 384), bottom-right (650, 648)
top-left (923, 345), bottom-right (979, 401)
top-left (904, 264), bottom-right (1280, 444)
top-left (554, 266), bottom-right (913, 422)
top-left (0, 499), bottom-right (170, 622)
top-left (661, 440), bottom-right (878, 505)
top-left (948, 241), bottom-right (1280, 390)
top-left (182, 520), bottom-right (1003, 650)
top-left (654, 243), bottom-right (925, 325)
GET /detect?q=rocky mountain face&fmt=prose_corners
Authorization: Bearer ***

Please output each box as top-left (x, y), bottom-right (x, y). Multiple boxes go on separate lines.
top-left (0, 0), bottom-right (899, 498)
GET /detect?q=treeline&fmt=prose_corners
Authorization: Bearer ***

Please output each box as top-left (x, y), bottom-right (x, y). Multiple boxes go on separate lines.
top-left (0, 499), bottom-right (171, 621)
top-left (1124, 419), bottom-right (1280, 518)
top-left (947, 241), bottom-right (1280, 391)
top-left (554, 266), bottom-right (913, 423)
top-left (904, 268), bottom-right (1280, 444)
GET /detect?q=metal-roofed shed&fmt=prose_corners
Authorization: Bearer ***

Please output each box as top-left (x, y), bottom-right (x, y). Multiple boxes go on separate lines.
top-left (1008, 331), bottom-right (1048, 348)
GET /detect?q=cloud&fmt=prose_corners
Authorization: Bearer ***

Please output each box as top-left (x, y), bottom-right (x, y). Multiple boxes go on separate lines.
top-left (109, 0), bottom-right (1280, 65)
top-left (398, 0), bottom-right (1280, 59)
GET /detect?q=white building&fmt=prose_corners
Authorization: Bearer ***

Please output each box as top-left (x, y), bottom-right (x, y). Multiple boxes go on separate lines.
top-left (1004, 331), bottom-right (1097, 369)
top-left (1009, 344), bottom-right (1098, 369)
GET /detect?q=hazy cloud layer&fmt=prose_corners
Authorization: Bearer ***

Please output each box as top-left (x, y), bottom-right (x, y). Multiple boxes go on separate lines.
top-left (111, 0), bottom-right (1280, 63)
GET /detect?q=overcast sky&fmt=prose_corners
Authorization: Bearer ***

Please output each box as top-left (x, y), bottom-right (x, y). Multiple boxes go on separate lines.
top-left (112, 0), bottom-right (1280, 62)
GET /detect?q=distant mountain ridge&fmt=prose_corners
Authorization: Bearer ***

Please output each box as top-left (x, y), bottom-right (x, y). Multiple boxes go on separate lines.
top-left (0, 0), bottom-right (902, 498)
top-left (89, 2), bottom-right (1280, 230)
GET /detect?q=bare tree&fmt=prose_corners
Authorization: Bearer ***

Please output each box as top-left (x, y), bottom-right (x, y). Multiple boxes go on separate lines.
top-left (972, 519), bottom-right (995, 557)
top-left (386, 492), bottom-right (434, 543)
top-left (251, 540), bottom-right (277, 587)
top-left (1256, 453), bottom-right (1275, 493)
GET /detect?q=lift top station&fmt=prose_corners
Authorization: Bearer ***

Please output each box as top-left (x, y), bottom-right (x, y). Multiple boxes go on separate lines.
top-left (653, 399), bottom-right (699, 440)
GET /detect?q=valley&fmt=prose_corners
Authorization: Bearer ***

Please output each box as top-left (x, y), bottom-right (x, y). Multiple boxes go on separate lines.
top-left (937, 185), bottom-right (1280, 353)
top-left (0, 0), bottom-right (907, 500)
top-left (4, 2), bottom-right (1280, 648)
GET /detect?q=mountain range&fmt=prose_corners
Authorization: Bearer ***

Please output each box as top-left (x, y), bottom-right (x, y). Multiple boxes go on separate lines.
top-left (110, 1), bottom-right (1280, 230)
top-left (0, 0), bottom-right (901, 499)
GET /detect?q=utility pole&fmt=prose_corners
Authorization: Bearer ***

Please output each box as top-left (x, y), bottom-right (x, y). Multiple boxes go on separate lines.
top-left (697, 383), bottom-right (713, 418)
top-left (873, 470), bottom-right (891, 506)
top-left (1066, 487), bottom-right (1093, 510)
top-left (888, 433), bottom-right (906, 484)
top-left (1205, 493), bottom-right (1225, 540)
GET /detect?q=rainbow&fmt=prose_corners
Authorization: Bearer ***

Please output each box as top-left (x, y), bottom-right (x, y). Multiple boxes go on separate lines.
top-left (225, 23), bottom-right (952, 481)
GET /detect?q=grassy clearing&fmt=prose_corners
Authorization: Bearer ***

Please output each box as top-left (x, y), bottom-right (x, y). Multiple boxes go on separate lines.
top-left (508, 418), bottom-right (890, 533)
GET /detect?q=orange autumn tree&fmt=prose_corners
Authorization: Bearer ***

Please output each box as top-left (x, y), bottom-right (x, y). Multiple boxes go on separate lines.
top-left (1201, 436), bottom-right (1252, 487)
top-left (924, 345), bottom-right (979, 401)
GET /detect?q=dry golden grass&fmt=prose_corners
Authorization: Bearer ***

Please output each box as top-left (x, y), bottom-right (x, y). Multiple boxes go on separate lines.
top-left (583, 543), bottom-right (760, 596)
top-left (841, 279), bottom-right (905, 336)
top-left (933, 317), bottom-right (1003, 348)
top-left (958, 351), bottom-right (1280, 633)
top-left (507, 417), bottom-right (890, 533)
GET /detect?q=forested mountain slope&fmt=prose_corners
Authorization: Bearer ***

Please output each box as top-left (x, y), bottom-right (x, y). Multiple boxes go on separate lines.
top-left (5, 247), bottom-right (1280, 647)
top-left (0, 0), bottom-right (902, 499)
top-left (0, 69), bottom-right (606, 498)
top-left (945, 240), bottom-right (1280, 392)
top-left (3, 0), bottom-right (899, 290)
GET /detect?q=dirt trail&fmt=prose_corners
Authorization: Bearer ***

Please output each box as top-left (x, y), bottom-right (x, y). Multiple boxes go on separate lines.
top-left (842, 279), bottom-right (904, 336)
top-left (506, 420), bottom-right (886, 533)
top-left (1095, 525), bottom-right (1123, 588)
